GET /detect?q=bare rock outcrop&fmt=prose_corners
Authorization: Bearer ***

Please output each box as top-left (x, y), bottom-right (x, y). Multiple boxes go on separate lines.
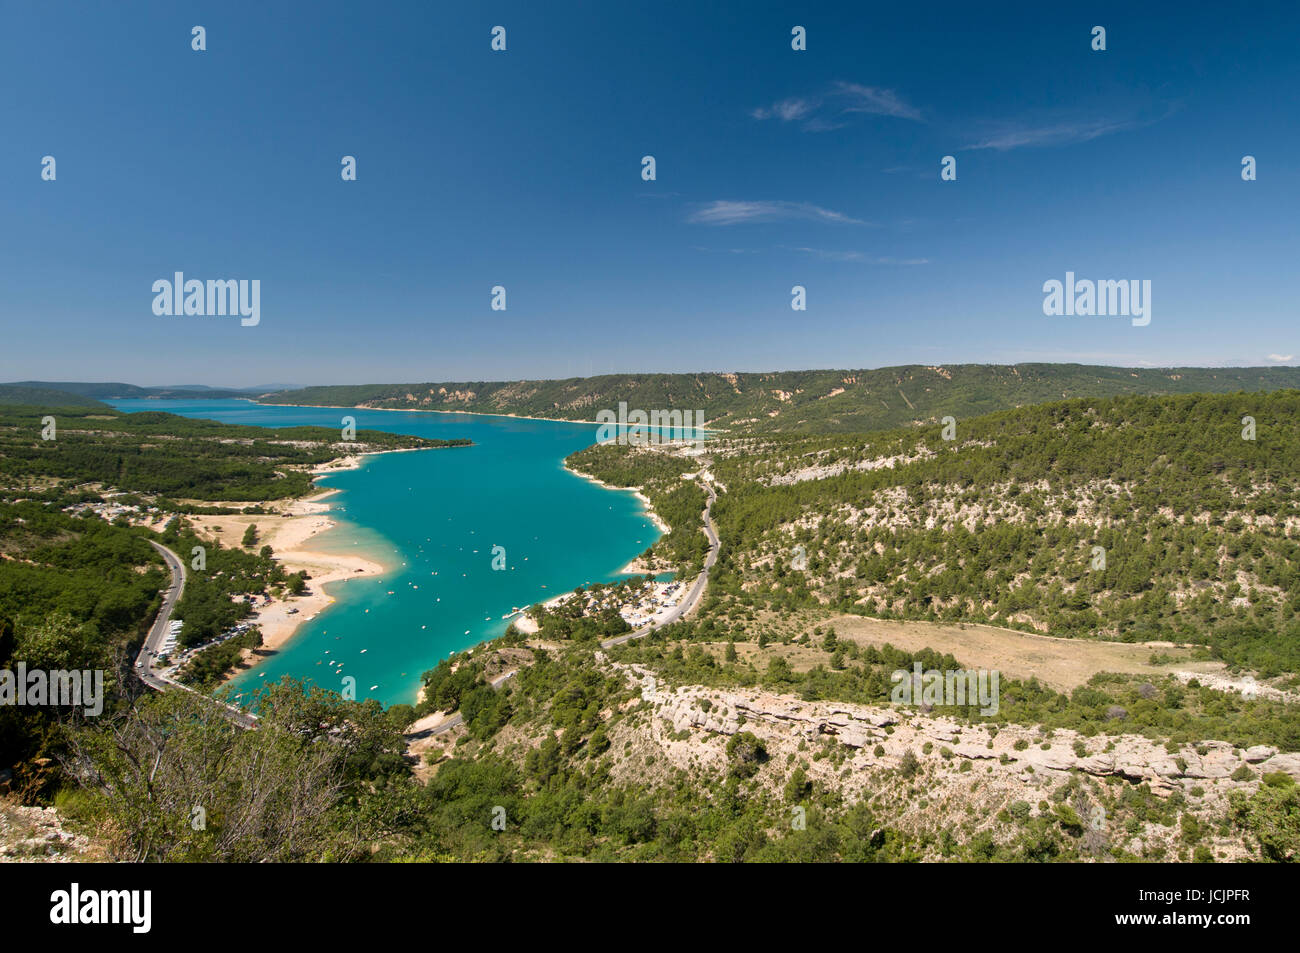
top-left (0, 801), bottom-right (98, 862)
top-left (634, 678), bottom-right (1300, 795)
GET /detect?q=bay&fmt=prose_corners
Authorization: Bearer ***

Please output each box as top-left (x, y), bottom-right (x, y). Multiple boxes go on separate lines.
top-left (107, 398), bottom-right (660, 707)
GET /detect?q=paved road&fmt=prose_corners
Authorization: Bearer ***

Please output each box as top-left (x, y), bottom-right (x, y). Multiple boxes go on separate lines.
top-left (135, 541), bottom-right (186, 691)
top-left (601, 470), bottom-right (719, 648)
top-left (421, 669), bottom-right (517, 736)
top-left (136, 540), bottom-right (258, 729)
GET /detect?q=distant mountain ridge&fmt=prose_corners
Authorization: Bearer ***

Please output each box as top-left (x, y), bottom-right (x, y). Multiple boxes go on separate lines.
top-left (3, 381), bottom-right (254, 401)
top-left (255, 364), bottom-right (1300, 433)
top-left (0, 384), bottom-right (109, 409)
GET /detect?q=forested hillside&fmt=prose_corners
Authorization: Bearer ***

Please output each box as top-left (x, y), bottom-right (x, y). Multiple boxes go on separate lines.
top-left (0, 385), bottom-right (108, 409)
top-left (260, 364), bottom-right (1300, 433)
top-left (575, 389), bottom-right (1300, 677)
top-left (0, 404), bottom-right (460, 797)
top-left (0, 405), bottom-right (466, 501)
top-left (3, 386), bottom-right (1298, 863)
top-left (2, 381), bottom-right (251, 400)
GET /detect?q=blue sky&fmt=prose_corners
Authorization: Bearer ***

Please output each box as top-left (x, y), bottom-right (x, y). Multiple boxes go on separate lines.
top-left (2, 1), bottom-right (1297, 386)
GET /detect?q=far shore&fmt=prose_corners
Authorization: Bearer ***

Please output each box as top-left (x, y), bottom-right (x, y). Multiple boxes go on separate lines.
top-left (244, 396), bottom-right (722, 433)
top-left (249, 397), bottom-right (605, 427)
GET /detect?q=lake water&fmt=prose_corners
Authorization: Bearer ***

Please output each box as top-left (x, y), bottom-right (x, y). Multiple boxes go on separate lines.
top-left (108, 398), bottom-right (660, 706)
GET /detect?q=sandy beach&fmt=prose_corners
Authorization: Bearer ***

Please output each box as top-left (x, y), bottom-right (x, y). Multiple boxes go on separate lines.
top-left (619, 553), bottom-right (676, 574)
top-left (177, 434), bottom-right (676, 686)
top-left (180, 461), bottom-right (390, 680)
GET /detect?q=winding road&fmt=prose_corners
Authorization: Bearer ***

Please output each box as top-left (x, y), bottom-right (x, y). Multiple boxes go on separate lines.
top-left (136, 540), bottom-right (258, 729)
top-left (411, 668), bottom-right (518, 737)
top-left (136, 541), bottom-right (185, 692)
top-left (601, 469), bottom-right (719, 648)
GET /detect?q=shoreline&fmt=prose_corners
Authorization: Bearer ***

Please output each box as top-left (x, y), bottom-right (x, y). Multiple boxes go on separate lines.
top-left (218, 405), bottom-right (678, 702)
top-left (245, 397), bottom-right (721, 433)
top-left (249, 397), bottom-right (605, 427)
top-left (562, 460), bottom-right (672, 559)
top-left (181, 451), bottom-right (409, 684)
top-left (407, 460), bottom-right (678, 700)
top-left (495, 460), bottom-right (678, 643)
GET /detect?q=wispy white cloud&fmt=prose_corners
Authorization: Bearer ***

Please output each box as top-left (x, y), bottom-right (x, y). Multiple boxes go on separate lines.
top-left (833, 82), bottom-right (923, 121)
top-left (1268, 353), bottom-right (1295, 362)
top-left (751, 83), bottom-right (922, 131)
top-left (750, 97), bottom-right (816, 121)
top-left (800, 117), bottom-right (849, 133)
top-left (687, 201), bottom-right (868, 226)
top-left (967, 119), bottom-right (1134, 150)
top-left (880, 164), bottom-right (935, 181)
top-left (792, 247), bottom-right (928, 265)
top-left (964, 112), bottom-right (1162, 151)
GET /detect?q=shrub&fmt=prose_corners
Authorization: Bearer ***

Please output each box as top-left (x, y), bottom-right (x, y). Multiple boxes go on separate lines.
top-left (726, 731), bottom-right (768, 780)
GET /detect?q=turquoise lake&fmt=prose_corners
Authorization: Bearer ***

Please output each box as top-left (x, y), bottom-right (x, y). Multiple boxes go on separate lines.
top-left (107, 399), bottom-right (661, 707)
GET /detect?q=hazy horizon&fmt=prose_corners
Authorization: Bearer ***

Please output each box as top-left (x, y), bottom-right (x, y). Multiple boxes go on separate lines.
top-left (9, 357), bottom-right (1300, 394)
